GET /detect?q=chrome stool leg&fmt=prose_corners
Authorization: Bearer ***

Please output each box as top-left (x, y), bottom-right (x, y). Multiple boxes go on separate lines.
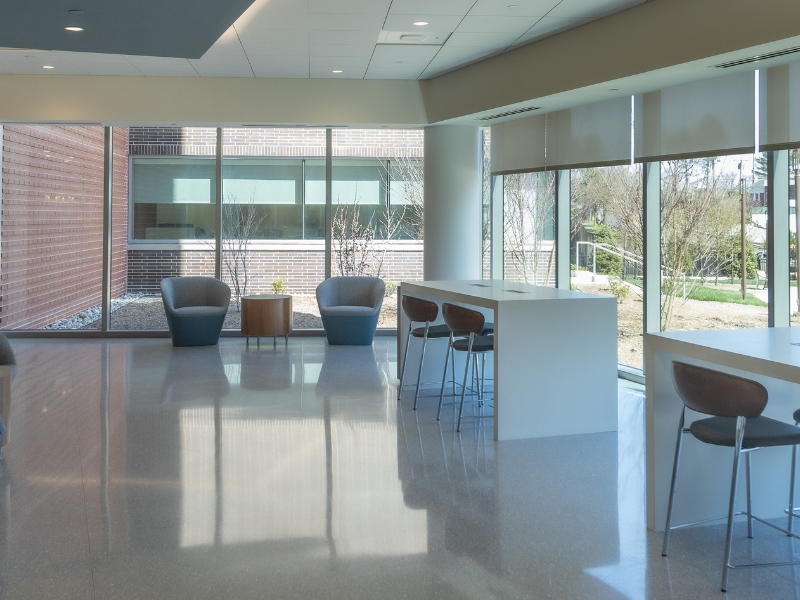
top-left (413, 322), bottom-right (430, 410)
top-left (457, 334), bottom-right (474, 432)
top-left (790, 443), bottom-right (797, 535)
top-left (437, 334), bottom-right (453, 420)
top-left (746, 452), bottom-right (753, 538)
top-left (721, 416), bottom-right (746, 592)
top-left (398, 320), bottom-right (413, 401)
top-left (662, 407), bottom-right (685, 557)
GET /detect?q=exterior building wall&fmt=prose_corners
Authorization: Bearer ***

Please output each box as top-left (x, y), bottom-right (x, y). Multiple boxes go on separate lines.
top-left (128, 127), bottom-right (423, 158)
top-left (127, 244), bottom-right (423, 295)
top-left (0, 125), bottom-right (129, 329)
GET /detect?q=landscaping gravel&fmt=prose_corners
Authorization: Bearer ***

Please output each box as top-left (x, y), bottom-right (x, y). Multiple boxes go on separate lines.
top-left (73, 294), bottom-right (398, 331)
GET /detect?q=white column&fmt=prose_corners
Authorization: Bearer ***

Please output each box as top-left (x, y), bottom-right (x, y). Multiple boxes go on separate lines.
top-left (423, 125), bottom-right (482, 281)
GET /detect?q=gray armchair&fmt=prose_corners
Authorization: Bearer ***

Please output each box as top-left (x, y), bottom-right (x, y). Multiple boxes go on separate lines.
top-left (316, 276), bottom-right (384, 345)
top-left (161, 277), bottom-right (231, 347)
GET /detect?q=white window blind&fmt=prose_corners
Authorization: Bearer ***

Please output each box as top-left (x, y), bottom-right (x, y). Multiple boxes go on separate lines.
top-left (490, 113), bottom-right (546, 175)
top-left (759, 61), bottom-right (800, 151)
top-left (545, 97), bottom-right (632, 170)
top-left (634, 72), bottom-right (755, 162)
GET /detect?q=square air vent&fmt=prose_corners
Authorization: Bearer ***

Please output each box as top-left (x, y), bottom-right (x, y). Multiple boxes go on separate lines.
top-left (377, 31), bottom-right (450, 46)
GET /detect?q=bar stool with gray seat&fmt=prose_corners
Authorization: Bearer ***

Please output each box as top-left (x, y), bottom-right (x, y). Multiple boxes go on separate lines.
top-left (662, 361), bottom-right (800, 591)
top-left (397, 296), bottom-right (454, 409)
top-left (437, 303), bottom-right (494, 432)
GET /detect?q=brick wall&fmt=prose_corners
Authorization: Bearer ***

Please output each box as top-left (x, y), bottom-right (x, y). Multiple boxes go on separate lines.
top-left (0, 125), bottom-right (129, 329)
top-left (128, 127), bottom-right (423, 158)
top-left (127, 244), bottom-right (423, 295)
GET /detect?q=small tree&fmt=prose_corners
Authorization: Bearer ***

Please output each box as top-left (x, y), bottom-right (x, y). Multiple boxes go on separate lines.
top-left (331, 194), bottom-right (401, 277)
top-left (211, 191), bottom-right (266, 310)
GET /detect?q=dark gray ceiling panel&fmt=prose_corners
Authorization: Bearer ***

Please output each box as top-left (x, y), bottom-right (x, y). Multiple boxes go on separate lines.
top-left (0, 0), bottom-right (256, 59)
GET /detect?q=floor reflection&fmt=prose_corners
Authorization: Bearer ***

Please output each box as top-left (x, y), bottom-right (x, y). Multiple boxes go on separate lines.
top-left (1, 338), bottom-right (798, 599)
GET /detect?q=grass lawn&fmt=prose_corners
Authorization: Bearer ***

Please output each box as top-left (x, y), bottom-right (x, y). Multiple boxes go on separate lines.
top-left (687, 286), bottom-right (767, 306)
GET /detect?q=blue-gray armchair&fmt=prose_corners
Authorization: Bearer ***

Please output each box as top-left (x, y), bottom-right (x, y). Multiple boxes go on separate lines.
top-left (161, 277), bottom-right (231, 347)
top-left (316, 277), bottom-right (385, 345)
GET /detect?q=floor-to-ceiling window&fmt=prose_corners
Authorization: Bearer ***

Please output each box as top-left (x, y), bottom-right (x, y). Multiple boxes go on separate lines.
top-left (571, 165), bottom-right (644, 370)
top-left (502, 171), bottom-right (556, 286)
top-left (659, 154), bottom-right (767, 333)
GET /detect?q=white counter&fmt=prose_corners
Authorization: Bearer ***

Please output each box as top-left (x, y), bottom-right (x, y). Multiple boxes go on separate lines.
top-left (645, 327), bottom-right (800, 532)
top-left (399, 280), bottom-right (619, 441)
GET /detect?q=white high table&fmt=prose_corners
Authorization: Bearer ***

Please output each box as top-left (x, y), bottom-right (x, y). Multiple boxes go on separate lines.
top-left (646, 327), bottom-right (800, 532)
top-left (398, 280), bottom-right (618, 441)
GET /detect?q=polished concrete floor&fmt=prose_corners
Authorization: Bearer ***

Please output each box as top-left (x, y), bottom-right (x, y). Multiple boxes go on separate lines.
top-left (1, 337), bottom-right (799, 599)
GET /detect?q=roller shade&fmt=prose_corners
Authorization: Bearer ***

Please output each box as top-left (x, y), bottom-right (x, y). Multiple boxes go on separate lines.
top-left (759, 62), bottom-right (800, 151)
top-left (490, 113), bottom-right (546, 175)
top-left (545, 97), bottom-right (631, 170)
top-left (634, 72), bottom-right (755, 162)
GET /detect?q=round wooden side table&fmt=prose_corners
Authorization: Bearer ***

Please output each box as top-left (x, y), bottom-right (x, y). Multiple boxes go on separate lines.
top-left (240, 294), bottom-right (293, 347)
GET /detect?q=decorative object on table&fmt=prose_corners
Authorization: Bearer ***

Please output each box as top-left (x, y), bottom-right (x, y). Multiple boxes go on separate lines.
top-left (662, 361), bottom-right (800, 592)
top-left (316, 276), bottom-right (384, 345)
top-left (240, 294), bottom-right (292, 347)
top-left (160, 277), bottom-right (231, 347)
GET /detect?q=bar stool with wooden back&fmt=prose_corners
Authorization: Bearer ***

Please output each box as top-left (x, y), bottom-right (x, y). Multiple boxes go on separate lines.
top-left (398, 296), bottom-right (454, 409)
top-left (663, 361), bottom-right (800, 591)
top-left (438, 303), bottom-right (494, 432)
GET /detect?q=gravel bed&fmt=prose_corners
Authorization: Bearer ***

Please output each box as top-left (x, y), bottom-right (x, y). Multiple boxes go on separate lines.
top-left (74, 294), bottom-right (398, 331)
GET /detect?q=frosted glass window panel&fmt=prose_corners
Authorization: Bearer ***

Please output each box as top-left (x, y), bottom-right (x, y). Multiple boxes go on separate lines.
top-left (305, 180), bottom-right (326, 205)
top-left (760, 61), bottom-right (800, 150)
top-left (546, 97), bottom-right (632, 170)
top-left (490, 113), bottom-right (546, 175)
top-left (332, 181), bottom-right (380, 205)
top-left (223, 179), bottom-right (296, 204)
top-left (634, 71), bottom-right (756, 161)
top-left (132, 158), bottom-right (216, 204)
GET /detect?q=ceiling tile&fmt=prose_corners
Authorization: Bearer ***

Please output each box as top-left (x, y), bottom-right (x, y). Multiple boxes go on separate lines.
top-left (238, 29), bottom-right (310, 45)
top-left (248, 55), bottom-right (310, 69)
top-left (202, 29), bottom-right (247, 56)
top-left (511, 16), bottom-right (595, 45)
top-left (548, 0), bottom-right (644, 19)
top-left (310, 66), bottom-right (367, 78)
top-left (191, 64), bottom-right (255, 77)
top-left (388, 0), bottom-right (476, 16)
top-left (308, 0), bottom-right (392, 14)
top-left (52, 51), bottom-right (128, 63)
top-left (131, 62), bottom-right (199, 76)
top-left (310, 44), bottom-right (376, 57)
top-left (0, 62), bottom-right (86, 75)
top-left (76, 62), bottom-right (145, 76)
top-left (309, 30), bottom-right (381, 45)
top-left (364, 66), bottom-right (425, 79)
top-left (310, 56), bottom-right (371, 68)
top-left (309, 13), bottom-right (385, 31)
top-left (382, 15), bottom-right (465, 32)
top-left (251, 64), bottom-right (310, 77)
top-left (468, 0), bottom-right (559, 17)
top-left (456, 15), bottom-right (540, 33)
top-left (241, 0), bottom-right (309, 13)
top-left (369, 44), bottom-right (440, 68)
top-left (445, 31), bottom-right (523, 46)
top-left (237, 12), bottom-right (310, 34)
top-left (242, 43), bottom-right (309, 57)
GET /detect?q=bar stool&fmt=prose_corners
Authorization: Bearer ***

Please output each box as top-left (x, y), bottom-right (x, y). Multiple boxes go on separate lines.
top-left (662, 361), bottom-right (800, 591)
top-left (437, 303), bottom-right (494, 432)
top-left (398, 296), bottom-right (454, 409)
top-left (786, 408), bottom-right (800, 534)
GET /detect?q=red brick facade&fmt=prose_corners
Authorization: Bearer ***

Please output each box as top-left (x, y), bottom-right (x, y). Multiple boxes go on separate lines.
top-left (1, 125), bottom-right (129, 329)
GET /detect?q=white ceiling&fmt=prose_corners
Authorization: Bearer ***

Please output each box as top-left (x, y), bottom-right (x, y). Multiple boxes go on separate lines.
top-left (0, 0), bottom-right (646, 79)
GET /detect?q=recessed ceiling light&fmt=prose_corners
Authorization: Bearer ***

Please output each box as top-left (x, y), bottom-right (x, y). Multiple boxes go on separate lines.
top-left (413, 21), bottom-right (429, 26)
top-left (68, 9), bottom-right (83, 14)
top-left (64, 26), bottom-right (84, 32)
top-left (43, 65), bottom-right (55, 69)
top-left (332, 70), bottom-right (343, 73)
